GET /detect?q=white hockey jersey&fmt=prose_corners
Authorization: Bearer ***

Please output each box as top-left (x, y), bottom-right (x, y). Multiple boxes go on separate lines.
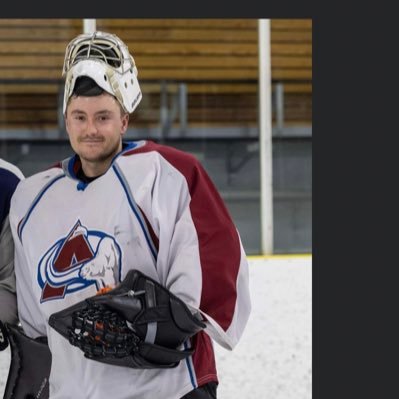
top-left (9, 140), bottom-right (251, 399)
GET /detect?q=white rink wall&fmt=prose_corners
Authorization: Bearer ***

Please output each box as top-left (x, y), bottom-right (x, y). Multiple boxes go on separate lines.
top-left (0, 256), bottom-right (312, 399)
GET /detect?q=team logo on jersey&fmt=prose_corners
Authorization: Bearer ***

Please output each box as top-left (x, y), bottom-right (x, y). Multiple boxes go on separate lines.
top-left (38, 220), bottom-right (122, 302)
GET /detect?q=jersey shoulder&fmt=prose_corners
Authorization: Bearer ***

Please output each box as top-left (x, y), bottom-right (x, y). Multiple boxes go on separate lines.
top-left (122, 140), bottom-right (201, 172)
top-left (0, 159), bottom-right (25, 225)
top-left (11, 164), bottom-right (64, 216)
top-left (0, 159), bottom-right (24, 196)
top-left (0, 161), bottom-right (23, 197)
top-left (0, 158), bottom-right (24, 181)
top-left (121, 141), bottom-right (209, 194)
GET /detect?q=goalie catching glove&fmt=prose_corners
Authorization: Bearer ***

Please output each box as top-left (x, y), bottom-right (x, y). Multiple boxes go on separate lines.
top-left (49, 269), bottom-right (206, 369)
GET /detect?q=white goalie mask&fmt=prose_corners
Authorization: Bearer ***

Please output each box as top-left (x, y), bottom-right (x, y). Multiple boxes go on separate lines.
top-left (62, 31), bottom-right (142, 114)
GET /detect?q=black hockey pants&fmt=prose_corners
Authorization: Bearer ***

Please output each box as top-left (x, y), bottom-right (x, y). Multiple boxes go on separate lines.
top-left (181, 382), bottom-right (218, 399)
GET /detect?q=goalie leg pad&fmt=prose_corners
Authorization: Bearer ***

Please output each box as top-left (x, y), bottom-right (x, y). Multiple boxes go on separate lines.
top-left (3, 324), bottom-right (51, 399)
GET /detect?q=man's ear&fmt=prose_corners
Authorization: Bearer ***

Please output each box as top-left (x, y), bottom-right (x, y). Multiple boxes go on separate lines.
top-left (64, 114), bottom-right (70, 132)
top-left (121, 113), bottom-right (129, 135)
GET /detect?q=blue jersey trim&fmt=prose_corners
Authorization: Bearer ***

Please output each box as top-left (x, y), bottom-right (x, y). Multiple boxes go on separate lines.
top-left (116, 141), bottom-right (138, 158)
top-left (184, 340), bottom-right (197, 389)
top-left (18, 174), bottom-right (66, 242)
top-left (112, 163), bottom-right (158, 262)
top-left (62, 142), bottom-right (138, 182)
top-left (67, 155), bottom-right (77, 178)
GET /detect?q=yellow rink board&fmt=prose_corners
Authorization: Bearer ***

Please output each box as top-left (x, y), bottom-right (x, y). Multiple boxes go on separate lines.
top-left (248, 254), bottom-right (312, 261)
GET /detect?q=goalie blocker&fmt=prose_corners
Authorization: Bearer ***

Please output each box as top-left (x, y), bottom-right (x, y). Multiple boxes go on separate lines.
top-left (49, 269), bottom-right (206, 369)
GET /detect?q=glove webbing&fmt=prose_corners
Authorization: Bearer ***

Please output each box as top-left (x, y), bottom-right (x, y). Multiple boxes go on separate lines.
top-left (68, 304), bottom-right (140, 359)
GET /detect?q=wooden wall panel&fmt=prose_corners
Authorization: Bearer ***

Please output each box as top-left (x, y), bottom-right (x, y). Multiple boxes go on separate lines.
top-left (0, 19), bottom-right (312, 129)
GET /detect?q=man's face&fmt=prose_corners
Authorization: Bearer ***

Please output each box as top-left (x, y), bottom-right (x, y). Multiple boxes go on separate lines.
top-left (65, 93), bottom-right (129, 175)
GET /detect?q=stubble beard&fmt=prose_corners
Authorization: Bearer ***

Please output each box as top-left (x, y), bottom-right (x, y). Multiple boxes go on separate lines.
top-left (78, 138), bottom-right (122, 169)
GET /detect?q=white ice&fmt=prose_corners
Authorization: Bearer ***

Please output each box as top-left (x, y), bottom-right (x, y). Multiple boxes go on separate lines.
top-left (0, 256), bottom-right (312, 398)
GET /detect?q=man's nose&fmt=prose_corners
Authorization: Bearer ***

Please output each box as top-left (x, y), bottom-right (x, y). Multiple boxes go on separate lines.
top-left (85, 118), bottom-right (98, 134)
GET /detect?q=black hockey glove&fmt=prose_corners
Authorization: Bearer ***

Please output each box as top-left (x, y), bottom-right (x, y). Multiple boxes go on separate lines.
top-left (2, 323), bottom-right (51, 399)
top-left (49, 269), bottom-right (206, 369)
